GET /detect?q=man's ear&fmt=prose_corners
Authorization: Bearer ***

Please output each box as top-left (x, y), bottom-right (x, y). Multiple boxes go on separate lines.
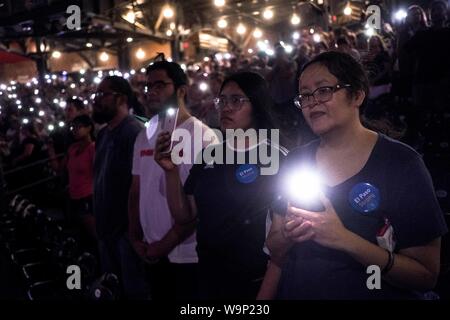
top-left (117, 94), bottom-right (128, 108)
top-left (177, 85), bottom-right (188, 103)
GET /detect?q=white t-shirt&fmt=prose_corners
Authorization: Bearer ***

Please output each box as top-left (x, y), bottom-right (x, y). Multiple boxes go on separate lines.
top-left (132, 116), bottom-right (218, 263)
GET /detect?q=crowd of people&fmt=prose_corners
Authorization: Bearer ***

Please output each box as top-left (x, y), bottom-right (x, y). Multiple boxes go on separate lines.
top-left (0, 0), bottom-right (449, 300)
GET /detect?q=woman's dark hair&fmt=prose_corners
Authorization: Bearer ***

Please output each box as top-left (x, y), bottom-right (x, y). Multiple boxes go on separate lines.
top-left (407, 5), bottom-right (429, 28)
top-left (300, 51), bottom-right (401, 138)
top-left (72, 115), bottom-right (95, 141)
top-left (219, 71), bottom-right (276, 130)
top-left (301, 51), bottom-right (370, 111)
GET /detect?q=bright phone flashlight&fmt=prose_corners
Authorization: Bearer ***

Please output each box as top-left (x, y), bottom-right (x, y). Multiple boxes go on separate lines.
top-left (286, 168), bottom-right (324, 211)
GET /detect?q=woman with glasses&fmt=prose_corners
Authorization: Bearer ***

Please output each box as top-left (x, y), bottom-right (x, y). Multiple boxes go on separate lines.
top-left (266, 51), bottom-right (447, 299)
top-left (154, 72), bottom-right (288, 299)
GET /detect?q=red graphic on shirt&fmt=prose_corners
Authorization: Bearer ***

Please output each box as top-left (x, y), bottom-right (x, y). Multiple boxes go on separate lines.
top-left (140, 149), bottom-right (154, 157)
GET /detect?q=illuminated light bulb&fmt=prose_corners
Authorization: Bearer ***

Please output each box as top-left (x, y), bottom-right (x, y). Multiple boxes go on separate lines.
top-left (218, 19), bottom-right (228, 29)
top-left (39, 111), bottom-right (45, 116)
top-left (344, 4), bottom-right (352, 16)
top-left (163, 6), bottom-right (174, 18)
top-left (52, 51), bottom-right (61, 59)
top-left (214, 0), bottom-right (225, 7)
top-left (35, 98), bottom-right (42, 104)
top-left (236, 23), bottom-right (246, 35)
top-left (291, 13), bottom-right (300, 25)
top-left (125, 11), bottom-right (136, 24)
top-left (136, 48), bottom-right (146, 60)
top-left (100, 52), bottom-right (109, 62)
top-left (59, 101), bottom-right (67, 108)
top-left (48, 124), bottom-right (55, 131)
top-left (86, 42), bottom-right (93, 48)
top-left (293, 32), bottom-right (300, 40)
top-left (253, 28), bottom-right (263, 38)
top-left (58, 121), bottom-right (65, 127)
top-left (263, 8), bottom-right (274, 20)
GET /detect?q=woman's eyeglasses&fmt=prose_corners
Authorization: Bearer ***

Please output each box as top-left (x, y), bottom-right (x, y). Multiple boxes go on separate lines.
top-left (294, 84), bottom-right (351, 109)
top-left (213, 95), bottom-right (250, 111)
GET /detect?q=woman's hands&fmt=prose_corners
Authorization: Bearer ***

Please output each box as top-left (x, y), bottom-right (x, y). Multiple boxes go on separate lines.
top-left (284, 192), bottom-right (353, 250)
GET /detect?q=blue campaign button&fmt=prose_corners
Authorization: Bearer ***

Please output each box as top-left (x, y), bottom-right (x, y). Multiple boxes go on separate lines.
top-left (348, 182), bottom-right (381, 214)
top-left (235, 164), bottom-right (259, 184)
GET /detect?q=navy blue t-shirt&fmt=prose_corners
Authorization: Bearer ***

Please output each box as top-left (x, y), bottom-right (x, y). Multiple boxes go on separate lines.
top-left (275, 133), bottom-right (448, 299)
top-left (184, 140), bottom-right (288, 299)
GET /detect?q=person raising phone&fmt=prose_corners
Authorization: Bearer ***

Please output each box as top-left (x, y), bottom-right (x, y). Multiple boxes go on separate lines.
top-left (155, 72), bottom-right (288, 299)
top-left (128, 59), bottom-right (217, 300)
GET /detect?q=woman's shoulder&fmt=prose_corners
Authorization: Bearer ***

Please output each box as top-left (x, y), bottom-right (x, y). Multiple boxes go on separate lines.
top-left (377, 133), bottom-right (421, 164)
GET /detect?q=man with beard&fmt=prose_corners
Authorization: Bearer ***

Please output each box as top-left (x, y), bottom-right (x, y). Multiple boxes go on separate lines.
top-left (92, 76), bottom-right (148, 299)
top-left (128, 60), bottom-right (218, 299)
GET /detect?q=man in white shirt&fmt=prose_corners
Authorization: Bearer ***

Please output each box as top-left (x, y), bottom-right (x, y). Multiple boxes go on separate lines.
top-left (128, 60), bottom-right (217, 299)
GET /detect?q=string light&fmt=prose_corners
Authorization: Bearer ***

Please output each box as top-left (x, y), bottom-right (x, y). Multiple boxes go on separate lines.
top-left (52, 51), bottom-right (61, 59)
top-left (291, 13), bottom-right (300, 25)
top-left (214, 0), bottom-right (225, 7)
top-left (136, 48), bottom-right (146, 60)
top-left (236, 23), bottom-right (246, 35)
top-left (344, 3), bottom-right (352, 15)
top-left (263, 8), bottom-right (274, 20)
top-left (126, 37), bottom-right (133, 43)
top-left (163, 6), bottom-right (174, 18)
top-left (100, 52), bottom-right (109, 62)
top-left (125, 11), bottom-right (136, 24)
top-left (253, 28), bottom-right (263, 38)
top-left (217, 18), bottom-right (228, 29)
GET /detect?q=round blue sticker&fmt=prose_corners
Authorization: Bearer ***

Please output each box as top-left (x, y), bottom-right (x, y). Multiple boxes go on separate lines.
top-left (348, 182), bottom-right (381, 214)
top-left (235, 164), bottom-right (259, 184)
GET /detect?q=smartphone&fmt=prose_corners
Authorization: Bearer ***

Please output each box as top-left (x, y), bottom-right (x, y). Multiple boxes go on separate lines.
top-left (158, 107), bottom-right (179, 154)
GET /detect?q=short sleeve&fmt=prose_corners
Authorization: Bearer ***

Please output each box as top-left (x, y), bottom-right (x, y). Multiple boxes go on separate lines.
top-left (389, 155), bottom-right (448, 250)
top-left (183, 162), bottom-right (203, 196)
top-left (131, 133), bottom-right (142, 176)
